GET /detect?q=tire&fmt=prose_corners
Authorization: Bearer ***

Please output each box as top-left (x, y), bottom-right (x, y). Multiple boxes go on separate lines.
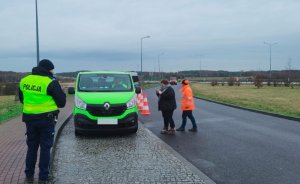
top-left (75, 130), bottom-right (81, 136)
top-left (130, 124), bottom-right (138, 134)
top-left (132, 127), bottom-right (138, 133)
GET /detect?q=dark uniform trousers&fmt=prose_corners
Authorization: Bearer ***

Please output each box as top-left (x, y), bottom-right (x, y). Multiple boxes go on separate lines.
top-left (25, 117), bottom-right (55, 180)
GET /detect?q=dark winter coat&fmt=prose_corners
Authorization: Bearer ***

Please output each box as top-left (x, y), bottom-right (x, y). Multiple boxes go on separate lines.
top-left (157, 86), bottom-right (177, 111)
top-left (19, 66), bottom-right (66, 122)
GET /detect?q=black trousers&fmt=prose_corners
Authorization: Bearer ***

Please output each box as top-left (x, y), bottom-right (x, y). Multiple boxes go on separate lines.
top-left (25, 117), bottom-right (55, 180)
top-left (162, 110), bottom-right (175, 129)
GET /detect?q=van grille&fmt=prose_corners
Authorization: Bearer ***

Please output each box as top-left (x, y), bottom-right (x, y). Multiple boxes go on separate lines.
top-left (86, 104), bottom-right (127, 117)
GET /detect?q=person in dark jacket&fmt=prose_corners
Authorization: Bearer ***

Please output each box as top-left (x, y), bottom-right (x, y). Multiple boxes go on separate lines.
top-left (156, 79), bottom-right (177, 135)
top-left (19, 59), bottom-right (66, 184)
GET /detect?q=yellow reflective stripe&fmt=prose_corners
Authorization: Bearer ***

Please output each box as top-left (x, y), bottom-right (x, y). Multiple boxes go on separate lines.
top-left (23, 103), bottom-right (58, 114)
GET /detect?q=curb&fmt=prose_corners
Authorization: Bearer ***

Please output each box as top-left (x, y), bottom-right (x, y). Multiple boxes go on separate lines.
top-left (194, 96), bottom-right (300, 122)
top-left (53, 114), bottom-right (73, 149)
top-left (141, 123), bottom-right (216, 184)
top-left (50, 113), bottom-right (73, 173)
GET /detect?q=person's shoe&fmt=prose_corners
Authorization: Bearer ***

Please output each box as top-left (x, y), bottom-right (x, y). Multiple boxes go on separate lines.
top-left (25, 177), bottom-right (34, 183)
top-left (176, 128), bottom-right (185, 131)
top-left (38, 179), bottom-right (48, 184)
top-left (160, 129), bottom-right (168, 134)
top-left (38, 177), bottom-right (50, 184)
top-left (167, 128), bottom-right (176, 135)
top-left (188, 128), bottom-right (198, 132)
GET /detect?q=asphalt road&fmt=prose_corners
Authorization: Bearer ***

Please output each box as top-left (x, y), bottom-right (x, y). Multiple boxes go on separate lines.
top-left (140, 85), bottom-right (300, 184)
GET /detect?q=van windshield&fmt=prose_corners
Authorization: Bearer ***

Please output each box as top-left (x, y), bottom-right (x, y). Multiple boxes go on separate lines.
top-left (78, 74), bottom-right (133, 92)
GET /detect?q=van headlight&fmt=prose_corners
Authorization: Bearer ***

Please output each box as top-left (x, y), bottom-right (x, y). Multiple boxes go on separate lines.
top-left (75, 95), bottom-right (87, 110)
top-left (127, 96), bottom-right (137, 109)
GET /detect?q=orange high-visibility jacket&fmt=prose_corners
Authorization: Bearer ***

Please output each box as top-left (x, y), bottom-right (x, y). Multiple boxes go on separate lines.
top-left (181, 84), bottom-right (195, 110)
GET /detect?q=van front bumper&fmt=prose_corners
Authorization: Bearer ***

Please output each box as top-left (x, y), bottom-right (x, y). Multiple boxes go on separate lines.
top-left (74, 112), bottom-right (138, 134)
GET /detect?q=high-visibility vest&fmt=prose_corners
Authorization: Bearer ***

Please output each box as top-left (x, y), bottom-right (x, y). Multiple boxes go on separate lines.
top-left (20, 75), bottom-right (58, 114)
top-left (181, 85), bottom-right (195, 110)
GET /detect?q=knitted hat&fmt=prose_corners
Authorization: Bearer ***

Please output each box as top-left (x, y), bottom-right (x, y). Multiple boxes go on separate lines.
top-left (38, 59), bottom-right (54, 71)
top-left (181, 79), bottom-right (189, 85)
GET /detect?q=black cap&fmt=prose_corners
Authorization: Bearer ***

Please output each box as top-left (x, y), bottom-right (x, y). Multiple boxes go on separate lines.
top-left (38, 59), bottom-right (54, 71)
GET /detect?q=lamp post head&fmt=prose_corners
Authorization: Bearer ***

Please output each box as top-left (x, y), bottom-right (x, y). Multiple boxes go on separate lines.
top-left (264, 41), bottom-right (278, 46)
top-left (142, 35), bottom-right (151, 40)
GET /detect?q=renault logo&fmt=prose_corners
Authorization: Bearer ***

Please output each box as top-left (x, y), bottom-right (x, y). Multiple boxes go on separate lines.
top-left (104, 103), bottom-right (110, 110)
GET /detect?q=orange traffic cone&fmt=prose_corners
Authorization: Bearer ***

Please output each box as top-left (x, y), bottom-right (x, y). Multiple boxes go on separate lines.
top-left (137, 93), bottom-right (144, 111)
top-left (141, 94), bottom-right (151, 116)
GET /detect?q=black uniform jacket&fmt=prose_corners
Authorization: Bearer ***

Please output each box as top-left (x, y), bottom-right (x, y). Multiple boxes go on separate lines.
top-left (19, 66), bottom-right (66, 122)
top-left (157, 86), bottom-right (177, 111)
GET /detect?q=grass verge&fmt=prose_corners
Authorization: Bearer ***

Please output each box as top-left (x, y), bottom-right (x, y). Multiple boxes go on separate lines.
top-left (0, 96), bottom-right (23, 123)
top-left (191, 84), bottom-right (300, 119)
top-left (142, 83), bottom-right (160, 89)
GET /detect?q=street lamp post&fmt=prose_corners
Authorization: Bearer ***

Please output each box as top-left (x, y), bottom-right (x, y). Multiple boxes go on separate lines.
top-left (140, 36), bottom-right (151, 73)
top-left (158, 52), bottom-right (164, 79)
top-left (199, 54), bottom-right (203, 77)
top-left (264, 41), bottom-right (277, 82)
top-left (35, 0), bottom-right (40, 66)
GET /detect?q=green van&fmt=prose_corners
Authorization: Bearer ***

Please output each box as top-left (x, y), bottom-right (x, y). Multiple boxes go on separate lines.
top-left (73, 71), bottom-right (141, 135)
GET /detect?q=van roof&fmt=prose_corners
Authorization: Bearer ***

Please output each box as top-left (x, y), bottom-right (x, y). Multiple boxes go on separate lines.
top-left (128, 72), bottom-right (138, 76)
top-left (78, 71), bottom-right (131, 75)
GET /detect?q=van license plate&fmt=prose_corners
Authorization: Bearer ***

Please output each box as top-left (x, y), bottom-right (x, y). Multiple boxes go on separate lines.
top-left (97, 119), bottom-right (118, 125)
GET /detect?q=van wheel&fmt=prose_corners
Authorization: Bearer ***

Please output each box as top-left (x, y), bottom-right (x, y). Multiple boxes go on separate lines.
top-left (131, 125), bottom-right (138, 133)
top-left (75, 130), bottom-right (81, 136)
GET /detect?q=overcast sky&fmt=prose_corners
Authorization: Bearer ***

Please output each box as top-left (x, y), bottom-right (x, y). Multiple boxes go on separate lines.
top-left (0, 0), bottom-right (300, 73)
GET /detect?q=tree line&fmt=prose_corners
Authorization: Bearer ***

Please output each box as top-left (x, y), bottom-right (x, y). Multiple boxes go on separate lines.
top-left (177, 70), bottom-right (300, 80)
top-left (1, 70), bottom-right (299, 95)
top-left (0, 71), bottom-right (76, 96)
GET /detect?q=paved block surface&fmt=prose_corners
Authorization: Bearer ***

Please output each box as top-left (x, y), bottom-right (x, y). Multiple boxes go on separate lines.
top-left (51, 119), bottom-right (212, 184)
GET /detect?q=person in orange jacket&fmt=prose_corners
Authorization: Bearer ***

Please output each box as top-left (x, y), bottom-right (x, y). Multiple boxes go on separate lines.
top-left (176, 79), bottom-right (197, 132)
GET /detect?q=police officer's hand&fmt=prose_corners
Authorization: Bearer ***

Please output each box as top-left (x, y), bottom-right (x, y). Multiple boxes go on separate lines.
top-left (53, 116), bottom-right (58, 126)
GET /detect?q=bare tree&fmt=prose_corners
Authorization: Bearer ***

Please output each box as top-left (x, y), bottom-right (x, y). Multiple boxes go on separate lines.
top-left (287, 58), bottom-right (292, 80)
top-left (254, 75), bottom-right (263, 88)
top-left (284, 58), bottom-right (293, 87)
top-left (227, 77), bottom-right (235, 86)
top-left (211, 80), bottom-right (218, 86)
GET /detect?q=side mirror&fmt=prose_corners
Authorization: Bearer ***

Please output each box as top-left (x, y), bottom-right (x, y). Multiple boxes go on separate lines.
top-left (68, 87), bottom-right (75, 94)
top-left (135, 87), bottom-right (141, 94)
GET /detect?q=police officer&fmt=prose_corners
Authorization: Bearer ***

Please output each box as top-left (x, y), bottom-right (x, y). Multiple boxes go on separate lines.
top-left (19, 59), bottom-right (66, 183)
